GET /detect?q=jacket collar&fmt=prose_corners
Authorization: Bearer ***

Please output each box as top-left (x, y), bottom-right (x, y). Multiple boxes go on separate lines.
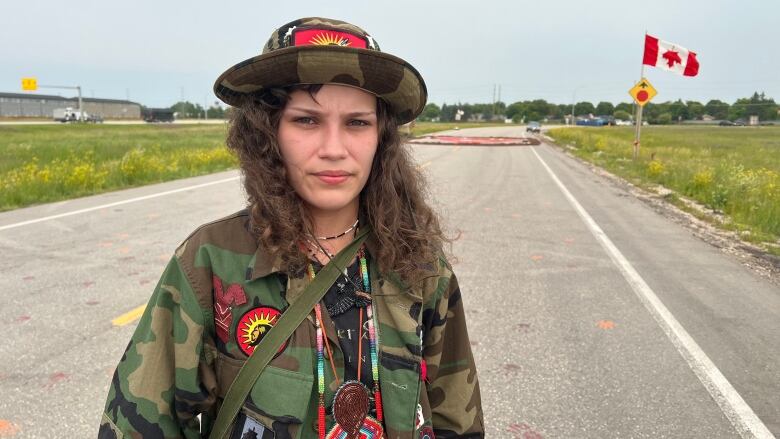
top-left (245, 227), bottom-right (382, 281)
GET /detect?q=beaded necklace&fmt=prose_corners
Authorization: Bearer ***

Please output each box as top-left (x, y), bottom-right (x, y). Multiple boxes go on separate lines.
top-left (315, 218), bottom-right (360, 240)
top-left (309, 247), bottom-right (384, 439)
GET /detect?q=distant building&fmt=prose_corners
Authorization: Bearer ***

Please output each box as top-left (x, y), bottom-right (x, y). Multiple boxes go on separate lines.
top-left (0, 92), bottom-right (141, 119)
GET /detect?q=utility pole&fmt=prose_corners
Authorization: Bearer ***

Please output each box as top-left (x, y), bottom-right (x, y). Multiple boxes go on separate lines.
top-left (492, 84), bottom-right (497, 119)
top-left (570, 91), bottom-right (576, 126)
top-left (497, 85), bottom-right (502, 118)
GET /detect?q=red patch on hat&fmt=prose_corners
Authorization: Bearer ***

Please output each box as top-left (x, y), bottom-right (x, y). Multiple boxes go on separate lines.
top-left (293, 28), bottom-right (367, 49)
top-left (236, 306), bottom-right (287, 357)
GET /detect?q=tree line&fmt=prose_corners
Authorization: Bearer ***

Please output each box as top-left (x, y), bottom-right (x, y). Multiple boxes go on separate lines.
top-left (168, 101), bottom-right (226, 119)
top-left (165, 92), bottom-right (778, 124)
top-left (420, 92), bottom-right (778, 124)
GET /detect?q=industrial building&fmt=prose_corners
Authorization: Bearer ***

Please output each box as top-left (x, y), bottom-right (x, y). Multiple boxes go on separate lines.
top-left (0, 92), bottom-right (141, 119)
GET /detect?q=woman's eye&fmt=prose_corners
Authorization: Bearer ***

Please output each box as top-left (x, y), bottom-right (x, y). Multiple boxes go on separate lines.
top-left (294, 117), bottom-right (315, 125)
top-left (348, 119), bottom-right (370, 126)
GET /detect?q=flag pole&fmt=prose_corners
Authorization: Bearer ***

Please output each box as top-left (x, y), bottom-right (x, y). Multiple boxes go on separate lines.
top-left (633, 31), bottom-right (647, 161)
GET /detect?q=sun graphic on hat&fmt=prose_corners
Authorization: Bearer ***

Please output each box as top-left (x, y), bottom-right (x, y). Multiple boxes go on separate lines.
top-left (236, 307), bottom-right (285, 356)
top-left (310, 32), bottom-right (351, 46)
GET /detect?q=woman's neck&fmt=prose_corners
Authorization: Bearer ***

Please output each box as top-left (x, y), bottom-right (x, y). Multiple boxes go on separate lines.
top-left (308, 201), bottom-right (359, 238)
top-left (305, 201), bottom-right (360, 262)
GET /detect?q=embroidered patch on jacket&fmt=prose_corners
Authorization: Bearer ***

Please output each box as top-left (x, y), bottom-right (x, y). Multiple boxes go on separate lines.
top-left (213, 275), bottom-right (248, 343)
top-left (236, 306), bottom-right (286, 357)
top-left (292, 28), bottom-right (368, 48)
top-left (419, 426), bottom-right (435, 439)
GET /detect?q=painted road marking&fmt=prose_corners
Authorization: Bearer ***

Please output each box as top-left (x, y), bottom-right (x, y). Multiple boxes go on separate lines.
top-left (0, 176), bottom-right (240, 232)
top-left (112, 304), bottom-right (146, 327)
top-left (531, 146), bottom-right (774, 439)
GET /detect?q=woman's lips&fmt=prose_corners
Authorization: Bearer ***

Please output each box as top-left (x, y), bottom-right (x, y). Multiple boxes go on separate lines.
top-left (314, 174), bottom-right (349, 184)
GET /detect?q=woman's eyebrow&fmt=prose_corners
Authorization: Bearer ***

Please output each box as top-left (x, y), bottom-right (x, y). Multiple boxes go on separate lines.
top-left (286, 106), bottom-right (323, 115)
top-left (286, 107), bottom-right (376, 117)
top-left (345, 111), bottom-right (377, 118)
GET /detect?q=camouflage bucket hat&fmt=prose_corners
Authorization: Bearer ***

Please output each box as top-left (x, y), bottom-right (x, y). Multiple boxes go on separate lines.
top-left (213, 17), bottom-right (428, 124)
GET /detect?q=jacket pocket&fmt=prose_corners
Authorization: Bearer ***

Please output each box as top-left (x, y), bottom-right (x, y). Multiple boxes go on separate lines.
top-left (379, 352), bottom-right (422, 439)
top-left (248, 364), bottom-right (313, 423)
top-left (215, 352), bottom-right (243, 398)
top-left (216, 352), bottom-right (314, 439)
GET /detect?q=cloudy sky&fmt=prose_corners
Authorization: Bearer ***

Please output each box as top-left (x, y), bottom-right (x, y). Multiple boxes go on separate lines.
top-left (2, 0), bottom-right (777, 108)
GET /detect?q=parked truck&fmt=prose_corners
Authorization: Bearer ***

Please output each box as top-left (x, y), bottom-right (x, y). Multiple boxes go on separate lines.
top-left (53, 107), bottom-right (103, 123)
top-left (142, 108), bottom-right (175, 123)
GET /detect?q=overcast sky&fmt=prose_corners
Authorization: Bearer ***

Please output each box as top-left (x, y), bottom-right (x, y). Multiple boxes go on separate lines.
top-left (2, 0), bottom-right (777, 108)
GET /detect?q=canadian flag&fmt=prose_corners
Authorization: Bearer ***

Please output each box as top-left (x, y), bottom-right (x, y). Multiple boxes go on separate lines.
top-left (643, 34), bottom-right (699, 77)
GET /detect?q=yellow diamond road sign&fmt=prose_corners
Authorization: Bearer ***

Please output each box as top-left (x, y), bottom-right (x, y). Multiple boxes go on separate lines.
top-left (629, 78), bottom-right (657, 107)
top-left (22, 77), bottom-right (38, 91)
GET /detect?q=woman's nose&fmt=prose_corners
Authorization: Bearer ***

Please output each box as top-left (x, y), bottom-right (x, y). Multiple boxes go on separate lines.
top-left (317, 122), bottom-right (349, 159)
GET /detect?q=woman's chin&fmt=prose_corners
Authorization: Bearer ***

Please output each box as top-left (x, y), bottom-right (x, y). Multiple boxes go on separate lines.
top-left (303, 195), bottom-right (359, 214)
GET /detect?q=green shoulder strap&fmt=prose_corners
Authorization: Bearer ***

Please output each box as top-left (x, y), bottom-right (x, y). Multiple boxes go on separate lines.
top-left (209, 226), bottom-right (371, 439)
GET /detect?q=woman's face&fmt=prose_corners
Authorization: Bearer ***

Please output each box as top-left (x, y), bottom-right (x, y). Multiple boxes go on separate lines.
top-left (278, 84), bottom-right (379, 217)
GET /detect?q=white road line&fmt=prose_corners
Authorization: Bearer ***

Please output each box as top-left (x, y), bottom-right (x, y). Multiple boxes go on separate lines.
top-left (531, 146), bottom-right (775, 439)
top-left (0, 176), bottom-right (241, 232)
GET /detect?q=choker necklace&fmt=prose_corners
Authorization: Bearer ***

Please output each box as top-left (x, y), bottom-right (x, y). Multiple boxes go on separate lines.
top-left (308, 247), bottom-right (384, 439)
top-left (315, 218), bottom-right (359, 241)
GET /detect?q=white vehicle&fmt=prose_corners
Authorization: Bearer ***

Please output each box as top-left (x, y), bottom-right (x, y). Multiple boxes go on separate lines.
top-left (53, 107), bottom-right (103, 123)
top-left (53, 107), bottom-right (80, 122)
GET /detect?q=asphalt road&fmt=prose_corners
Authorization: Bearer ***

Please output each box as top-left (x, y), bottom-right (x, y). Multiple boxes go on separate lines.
top-left (0, 126), bottom-right (777, 438)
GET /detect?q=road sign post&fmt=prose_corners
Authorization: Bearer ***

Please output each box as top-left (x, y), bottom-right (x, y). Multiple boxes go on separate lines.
top-left (628, 76), bottom-right (657, 160)
top-left (21, 78), bottom-right (84, 121)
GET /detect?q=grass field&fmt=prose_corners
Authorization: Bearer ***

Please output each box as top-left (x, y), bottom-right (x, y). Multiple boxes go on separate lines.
top-left (547, 126), bottom-right (780, 254)
top-left (0, 124), bottom-right (235, 211)
top-left (0, 122), bottom-right (508, 212)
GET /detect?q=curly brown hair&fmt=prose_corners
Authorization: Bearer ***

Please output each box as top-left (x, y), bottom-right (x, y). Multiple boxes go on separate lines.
top-left (226, 85), bottom-right (448, 285)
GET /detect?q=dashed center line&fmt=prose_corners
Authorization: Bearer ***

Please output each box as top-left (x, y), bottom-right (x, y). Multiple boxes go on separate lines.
top-left (112, 305), bottom-right (146, 327)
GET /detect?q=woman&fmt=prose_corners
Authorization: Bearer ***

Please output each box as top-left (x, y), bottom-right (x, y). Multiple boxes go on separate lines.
top-left (100, 17), bottom-right (483, 439)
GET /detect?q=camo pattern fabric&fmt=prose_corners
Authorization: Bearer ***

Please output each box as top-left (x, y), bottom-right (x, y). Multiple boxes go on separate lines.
top-left (99, 209), bottom-right (483, 439)
top-left (213, 17), bottom-right (427, 124)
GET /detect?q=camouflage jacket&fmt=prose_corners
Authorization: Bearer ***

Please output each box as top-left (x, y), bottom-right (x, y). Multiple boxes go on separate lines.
top-left (99, 210), bottom-right (484, 439)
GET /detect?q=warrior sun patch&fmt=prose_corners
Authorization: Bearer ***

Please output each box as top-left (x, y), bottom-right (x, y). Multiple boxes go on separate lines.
top-left (236, 306), bottom-right (287, 357)
top-left (292, 28), bottom-right (368, 48)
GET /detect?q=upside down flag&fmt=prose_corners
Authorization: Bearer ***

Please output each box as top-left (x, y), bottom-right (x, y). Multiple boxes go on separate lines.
top-left (643, 34), bottom-right (700, 77)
